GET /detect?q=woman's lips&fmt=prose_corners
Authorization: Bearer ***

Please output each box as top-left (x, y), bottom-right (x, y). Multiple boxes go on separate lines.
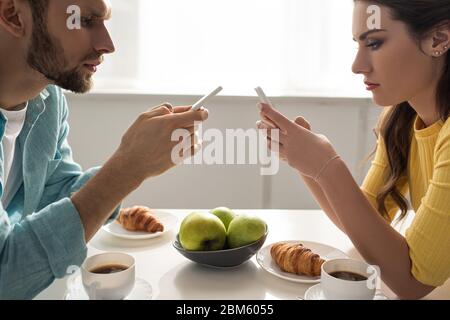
top-left (364, 81), bottom-right (380, 91)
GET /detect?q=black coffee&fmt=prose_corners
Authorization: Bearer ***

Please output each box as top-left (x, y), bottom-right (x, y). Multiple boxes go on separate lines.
top-left (329, 271), bottom-right (368, 281)
top-left (90, 264), bottom-right (128, 274)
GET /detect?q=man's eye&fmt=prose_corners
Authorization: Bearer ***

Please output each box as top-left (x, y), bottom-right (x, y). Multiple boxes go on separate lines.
top-left (366, 40), bottom-right (383, 50)
top-left (81, 17), bottom-right (93, 27)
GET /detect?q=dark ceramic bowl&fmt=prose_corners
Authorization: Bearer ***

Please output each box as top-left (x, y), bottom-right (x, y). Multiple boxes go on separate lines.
top-left (173, 229), bottom-right (268, 268)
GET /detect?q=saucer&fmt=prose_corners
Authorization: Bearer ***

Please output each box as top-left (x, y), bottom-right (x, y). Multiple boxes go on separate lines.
top-left (64, 273), bottom-right (153, 300)
top-left (304, 283), bottom-right (389, 300)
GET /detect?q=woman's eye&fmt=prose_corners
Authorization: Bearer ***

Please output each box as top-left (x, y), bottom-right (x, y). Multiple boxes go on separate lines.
top-left (366, 40), bottom-right (383, 50)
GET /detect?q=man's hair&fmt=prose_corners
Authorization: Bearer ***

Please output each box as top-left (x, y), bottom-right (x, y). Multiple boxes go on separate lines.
top-left (27, 0), bottom-right (49, 28)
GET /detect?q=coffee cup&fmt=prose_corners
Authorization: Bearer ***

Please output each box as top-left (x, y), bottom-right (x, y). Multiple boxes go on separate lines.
top-left (321, 258), bottom-right (378, 300)
top-left (81, 252), bottom-right (135, 300)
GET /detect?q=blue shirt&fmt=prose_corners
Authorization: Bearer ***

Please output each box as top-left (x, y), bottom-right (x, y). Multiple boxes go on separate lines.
top-left (0, 85), bottom-right (120, 299)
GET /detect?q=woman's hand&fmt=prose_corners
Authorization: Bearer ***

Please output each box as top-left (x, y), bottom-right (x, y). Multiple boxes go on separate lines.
top-left (256, 103), bottom-right (339, 180)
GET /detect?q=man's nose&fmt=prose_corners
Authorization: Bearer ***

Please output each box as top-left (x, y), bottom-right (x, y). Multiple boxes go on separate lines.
top-left (93, 25), bottom-right (115, 55)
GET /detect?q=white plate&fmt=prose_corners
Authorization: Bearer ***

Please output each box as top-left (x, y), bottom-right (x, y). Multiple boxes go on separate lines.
top-left (256, 240), bottom-right (347, 284)
top-left (304, 283), bottom-right (389, 300)
top-left (64, 273), bottom-right (153, 300)
top-left (102, 209), bottom-right (178, 240)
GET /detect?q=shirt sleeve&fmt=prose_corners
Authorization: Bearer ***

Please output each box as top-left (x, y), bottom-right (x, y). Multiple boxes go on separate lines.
top-left (361, 136), bottom-right (409, 222)
top-left (0, 198), bottom-right (87, 299)
top-left (405, 123), bottom-right (450, 287)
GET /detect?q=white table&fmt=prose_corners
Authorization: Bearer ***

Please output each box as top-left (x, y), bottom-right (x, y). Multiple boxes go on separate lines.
top-left (36, 210), bottom-right (450, 300)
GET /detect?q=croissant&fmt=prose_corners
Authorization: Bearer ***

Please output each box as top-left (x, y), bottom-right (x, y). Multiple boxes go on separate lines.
top-left (117, 206), bottom-right (164, 233)
top-left (270, 241), bottom-right (325, 277)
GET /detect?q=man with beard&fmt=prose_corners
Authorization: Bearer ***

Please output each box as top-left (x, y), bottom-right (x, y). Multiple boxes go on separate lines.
top-left (0, 0), bottom-right (208, 299)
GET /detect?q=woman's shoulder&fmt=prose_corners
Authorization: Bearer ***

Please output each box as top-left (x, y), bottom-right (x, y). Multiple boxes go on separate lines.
top-left (434, 117), bottom-right (450, 155)
top-left (437, 117), bottom-right (450, 136)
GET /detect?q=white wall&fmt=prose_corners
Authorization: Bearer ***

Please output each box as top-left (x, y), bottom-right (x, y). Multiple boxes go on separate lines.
top-left (65, 93), bottom-right (380, 209)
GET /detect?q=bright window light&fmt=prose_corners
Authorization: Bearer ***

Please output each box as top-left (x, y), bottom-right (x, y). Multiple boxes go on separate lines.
top-left (94, 0), bottom-right (369, 97)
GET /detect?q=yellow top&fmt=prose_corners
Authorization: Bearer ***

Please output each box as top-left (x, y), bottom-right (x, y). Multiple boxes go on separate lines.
top-left (361, 115), bottom-right (450, 287)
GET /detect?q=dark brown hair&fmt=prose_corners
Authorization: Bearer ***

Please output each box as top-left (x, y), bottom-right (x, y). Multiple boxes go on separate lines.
top-left (356, 0), bottom-right (450, 221)
top-left (27, 0), bottom-right (49, 28)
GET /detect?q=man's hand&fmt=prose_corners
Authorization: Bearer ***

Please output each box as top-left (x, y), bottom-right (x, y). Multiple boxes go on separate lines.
top-left (113, 104), bottom-right (208, 184)
top-left (71, 103), bottom-right (208, 241)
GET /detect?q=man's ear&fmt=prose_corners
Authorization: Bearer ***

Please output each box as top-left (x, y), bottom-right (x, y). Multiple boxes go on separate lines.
top-left (424, 22), bottom-right (450, 57)
top-left (0, 0), bottom-right (28, 38)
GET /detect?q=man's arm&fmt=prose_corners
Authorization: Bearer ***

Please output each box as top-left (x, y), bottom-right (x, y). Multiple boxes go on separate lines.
top-left (38, 94), bottom-right (120, 218)
top-left (0, 198), bottom-right (87, 299)
top-left (70, 153), bottom-right (140, 241)
top-left (71, 105), bottom-right (208, 241)
top-left (38, 93), bottom-right (121, 220)
top-left (0, 97), bottom-right (207, 298)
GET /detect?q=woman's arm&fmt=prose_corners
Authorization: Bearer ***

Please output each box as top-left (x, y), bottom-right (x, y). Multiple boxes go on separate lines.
top-left (316, 157), bottom-right (434, 299)
top-left (299, 173), bottom-right (346, 233)
top-left (257, 103), bottom-right (435, 299)
top-left (258, 116), bottom-right (346, 232)
top-left (293, 117), bottom-right (347, 232)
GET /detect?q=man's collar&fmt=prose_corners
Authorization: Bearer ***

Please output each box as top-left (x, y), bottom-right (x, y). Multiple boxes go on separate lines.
top-left (39, 88), bottom-right (50, 101)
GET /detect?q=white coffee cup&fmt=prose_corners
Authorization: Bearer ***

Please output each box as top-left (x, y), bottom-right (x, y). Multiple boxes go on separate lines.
top-left (81, 252), bottom-right (135, 300)
top-left (321, 258), bottom-right (378, 300)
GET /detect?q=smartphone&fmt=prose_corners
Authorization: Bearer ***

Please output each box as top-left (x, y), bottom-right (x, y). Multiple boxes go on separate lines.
top-left (192, 86), bottom-right (223, 111)
top-left (255, 86), bottom-right (275, 108)
top-left (255, 86), bottom-right (278, 128)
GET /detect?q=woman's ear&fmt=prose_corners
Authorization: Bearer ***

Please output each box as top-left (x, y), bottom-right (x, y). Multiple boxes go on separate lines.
top-left (424, 22), bottom-right (450, 58)
top-left (0, 0), bottom-right (28, 38)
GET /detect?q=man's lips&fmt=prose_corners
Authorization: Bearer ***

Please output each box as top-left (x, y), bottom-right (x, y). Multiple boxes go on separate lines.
top-left (83, 65), bottom-right (97, 73)
top-left (83, 61), bottom-right (101, 73)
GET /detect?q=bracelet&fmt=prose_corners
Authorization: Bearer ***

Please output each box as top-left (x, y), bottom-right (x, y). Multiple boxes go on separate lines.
top-left (314, 155), bottom-right (341, 182)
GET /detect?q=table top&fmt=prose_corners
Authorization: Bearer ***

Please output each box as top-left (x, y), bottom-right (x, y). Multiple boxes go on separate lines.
top-left (35, 210), bottom-right (450, 300)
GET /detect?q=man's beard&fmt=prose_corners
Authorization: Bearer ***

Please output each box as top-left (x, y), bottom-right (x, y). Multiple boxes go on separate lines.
top-left (27, 22), bottom-right (99, 93)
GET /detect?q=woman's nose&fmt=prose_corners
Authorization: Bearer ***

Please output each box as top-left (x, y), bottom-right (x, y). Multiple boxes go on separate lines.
top-left (352, 49), bottom-right (371, 75)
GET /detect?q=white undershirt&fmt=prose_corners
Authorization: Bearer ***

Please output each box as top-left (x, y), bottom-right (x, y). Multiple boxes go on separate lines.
top-left (1, 104), bottom-right (28, 208)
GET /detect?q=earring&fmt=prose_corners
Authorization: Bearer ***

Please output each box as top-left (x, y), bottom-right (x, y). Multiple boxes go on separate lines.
top-left (435, 51), bottom-right (442, 56)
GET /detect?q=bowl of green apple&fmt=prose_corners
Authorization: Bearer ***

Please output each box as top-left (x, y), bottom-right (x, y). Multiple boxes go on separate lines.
top-left (173, 207), bottom-right (268, 268)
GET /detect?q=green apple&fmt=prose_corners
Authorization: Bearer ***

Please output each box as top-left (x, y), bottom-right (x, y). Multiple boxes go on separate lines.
top-left (179, 212), bottom-right (226, 251)
top-left (227, 215), bottom-right (267, 248)
top-left (210, 207), bottom-right (236, 230)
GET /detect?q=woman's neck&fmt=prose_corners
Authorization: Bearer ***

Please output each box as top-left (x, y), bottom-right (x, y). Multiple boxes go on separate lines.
top-left (408, 81), bottom-right (440, 128)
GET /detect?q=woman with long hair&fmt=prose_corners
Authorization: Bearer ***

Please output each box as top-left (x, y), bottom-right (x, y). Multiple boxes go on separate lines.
top-left (257, 0), bottom-right (450, 299)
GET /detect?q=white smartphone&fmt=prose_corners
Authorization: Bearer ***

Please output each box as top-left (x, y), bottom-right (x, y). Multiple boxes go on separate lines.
top-left (255, 86), bottom-right (275, 108)
top-left (192, 86), bottom-right (223, 111)
top-left (255, 86), bottom-right (278, 128)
